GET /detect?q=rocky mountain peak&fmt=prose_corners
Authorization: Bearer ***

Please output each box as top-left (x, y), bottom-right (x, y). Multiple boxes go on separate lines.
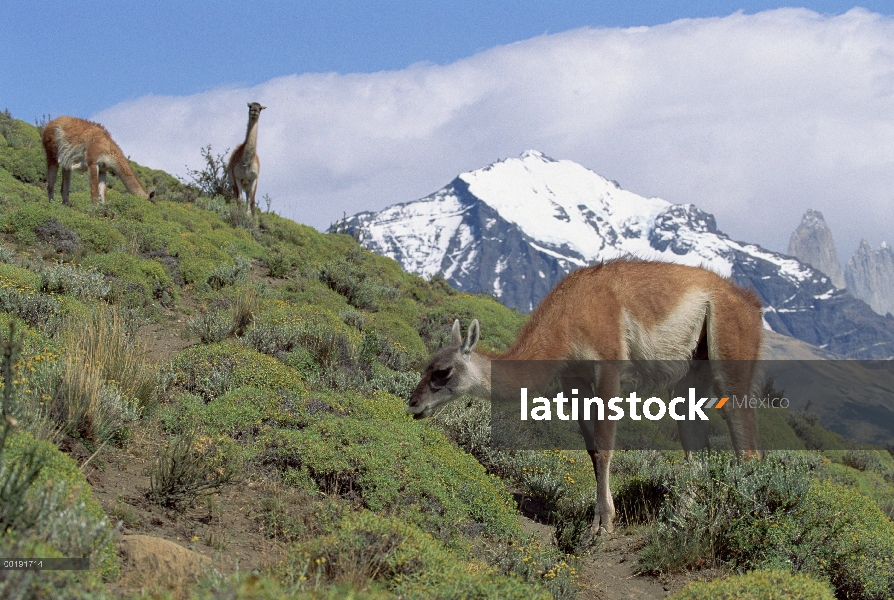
top-left (787, 209), bottom-right (846, 289)
top-left (845, 239), bottom-right (894, 317)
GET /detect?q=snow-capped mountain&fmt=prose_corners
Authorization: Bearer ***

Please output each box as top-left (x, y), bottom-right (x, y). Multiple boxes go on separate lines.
top-left (337, 151), bottom-right (894, 359)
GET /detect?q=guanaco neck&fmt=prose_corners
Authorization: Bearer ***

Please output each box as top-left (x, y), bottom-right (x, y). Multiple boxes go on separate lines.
top-left (471, 327), bottom-right (567, 399)
top-left (468, 352), bottom-right (494, 397)
top-left (240, 117), bottom-right (260, 165)
top-left (111, 149), bottom-right (149, 199)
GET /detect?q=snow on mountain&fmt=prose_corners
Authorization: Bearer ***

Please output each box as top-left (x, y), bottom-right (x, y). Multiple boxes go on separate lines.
top-left (338, 151), bottom-right (894, 359)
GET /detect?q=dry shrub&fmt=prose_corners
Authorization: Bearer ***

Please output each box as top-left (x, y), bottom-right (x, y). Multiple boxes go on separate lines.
top-left (145, 431), bottom-right (238, 509)
top-left (63, 304), bottom-right (155, 407)
top-left (35, 305), bottom-right (153, 444)
top-left (46, 355), bottom-right (138, 443)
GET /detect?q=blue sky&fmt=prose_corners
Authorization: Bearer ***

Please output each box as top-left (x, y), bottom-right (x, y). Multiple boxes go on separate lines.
top-left (3, 3), bottom-right (894, 257)
top-left (4, 1), bottom-right (890, 121)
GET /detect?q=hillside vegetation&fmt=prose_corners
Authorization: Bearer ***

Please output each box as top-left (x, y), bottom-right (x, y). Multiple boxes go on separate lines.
top-left (0, 109), bottom-right (893, 599)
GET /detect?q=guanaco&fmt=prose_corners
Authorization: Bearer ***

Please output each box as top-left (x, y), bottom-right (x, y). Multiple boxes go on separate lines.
top-left (227, 102), bottom-right (266, 214)
top-left (408, 259), bottom-right (764, 534)
top-left (42, 116), bottom-right (153, 205)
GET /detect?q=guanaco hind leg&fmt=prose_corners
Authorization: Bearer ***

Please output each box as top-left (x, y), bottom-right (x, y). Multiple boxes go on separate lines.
top-left (46, 163), bottom-right (58, 202)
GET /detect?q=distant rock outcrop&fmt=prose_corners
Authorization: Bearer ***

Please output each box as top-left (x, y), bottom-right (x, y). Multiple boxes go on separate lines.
top-left (845, 239), bottom-right (894, 317)
top-left (787, 209), bottom-right (846, 289)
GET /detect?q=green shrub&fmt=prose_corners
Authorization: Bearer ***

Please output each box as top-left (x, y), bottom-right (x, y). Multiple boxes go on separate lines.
top-left (363, 362), bottom-right (419, 400)
top-left (187, 308), bottom-right (237, 343)
top-left (785, 410), bottom-right (850, 450)
top-left (431, 397), bottom-right (601, 551)
top-left (0, 431), bottom-right (117, 596)
top-left (0, 266), bottom-right (62, 334)
top-left (0, 115), bottom-right (44, 185)
top-left (419, 294), bottom-right (526, 354)
top-left (319, 257), bottom-right (399, 310)
top-left (340, 307), bottom-right (365, 330)
top-left (41, 354), bottom-right (139, 444)
top-left (83, 251), bottom-right (175, 307)
top-left (638, 452), bottom-right (815, 572)
top-left (258, 483), bottom-right (342, 545)
top-left (635, 451), bottom-right (894, 598)
top-left (287, 511), bottom-right (550, 599)
top-left (361, 311), bottom-right (428, 369)
top-left (159, 343), bottom-right (306, 402)
top-left (669, 569), bottom-right (835, 600)
top-left (40, 261), bottom-right (110, 301)
top-left (2, 204), bottom-right (125, 253)
top-left (0, 112), bottom-right (41, 148)
top-left (263, 247), bottom-right (295, 278)
top-left (159, 387), bottom-right (306, 447)
top-left (0, 244), bottom-right (13, 264)
top-left (258, 393), bottom-right (521, 543)
top-left (817, 459), bottom-right (894, 520)
top-left (243, 303), bottom-right (359, 366)
top-left (0, 146), bottom-right (45, 185)
top-left (841, 449), bottom-right (887, 473)
top-left (23, 305), bottom-right (152, 446)
top-left (225, 202), bottom-right (259, 232)
top-left (207, 255), bottom-right (250, 290)
top-left (194, 194), bottom-right (231, 220)
top-left (787, 481), bottom-right (894, 598)
top-left (63, 304), bottom-right (155, 407)
top-left (609, 450), bottom-right (680, 524)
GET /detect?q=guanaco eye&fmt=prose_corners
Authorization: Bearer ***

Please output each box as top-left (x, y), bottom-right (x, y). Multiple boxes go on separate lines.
top-left (430, 368), bottom-right (453, 388)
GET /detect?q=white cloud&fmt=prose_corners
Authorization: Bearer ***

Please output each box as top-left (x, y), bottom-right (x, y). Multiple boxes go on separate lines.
top-left (94, 7), bottom-right (894, 258)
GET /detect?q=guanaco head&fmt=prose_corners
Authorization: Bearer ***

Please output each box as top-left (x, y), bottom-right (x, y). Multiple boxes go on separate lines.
top-left (407, 319), bottom-right (487, 419)
top-left (247, 102), bottom-right (266, 120)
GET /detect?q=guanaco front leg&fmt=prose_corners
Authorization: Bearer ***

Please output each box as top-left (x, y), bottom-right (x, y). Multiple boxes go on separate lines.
top-left (61, 168), bottom-right (72, 205)
top-left (590, 363), bottom-right (619, 535)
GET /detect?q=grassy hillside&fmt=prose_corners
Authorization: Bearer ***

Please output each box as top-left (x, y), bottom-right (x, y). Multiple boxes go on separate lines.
top-left (0, 109), bottom-right (892, 599)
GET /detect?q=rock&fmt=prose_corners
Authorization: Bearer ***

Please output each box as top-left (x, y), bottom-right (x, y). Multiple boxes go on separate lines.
top-left (788, 209), bottom-right (846, 289)
top-left (845, 239), bottom-right (894, 317)
top-left (117, 534), bottom-right (211, 588)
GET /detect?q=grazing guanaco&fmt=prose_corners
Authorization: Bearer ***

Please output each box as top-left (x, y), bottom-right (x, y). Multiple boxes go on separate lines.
top-left (42, 116), bottom-right (153, 205)
top-left (227, 102), bottom-right (266, 214)
top-left (408, 259), bottom-right (764, 534)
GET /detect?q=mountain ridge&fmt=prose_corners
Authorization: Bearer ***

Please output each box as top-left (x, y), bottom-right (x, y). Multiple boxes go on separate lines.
top-left (339, 150), bottom-right (894, 359)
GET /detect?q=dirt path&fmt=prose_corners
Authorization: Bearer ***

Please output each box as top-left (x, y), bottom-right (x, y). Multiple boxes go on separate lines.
top-left (575, 531), bottom-right (682, 599)
top-left (519, 516), bottom-right (696, 599)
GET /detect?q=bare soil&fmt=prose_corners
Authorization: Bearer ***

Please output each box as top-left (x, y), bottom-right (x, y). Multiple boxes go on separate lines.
top-left (517, 504), bottom-right (709, 600)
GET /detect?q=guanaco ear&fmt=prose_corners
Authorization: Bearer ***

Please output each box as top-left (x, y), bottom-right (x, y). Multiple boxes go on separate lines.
top-left (260, 105), bottom-right (267, 110)
top-left (461, 319), bottom-right (480, 359)
top-left (451, 320), bottom-right (462, 346)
